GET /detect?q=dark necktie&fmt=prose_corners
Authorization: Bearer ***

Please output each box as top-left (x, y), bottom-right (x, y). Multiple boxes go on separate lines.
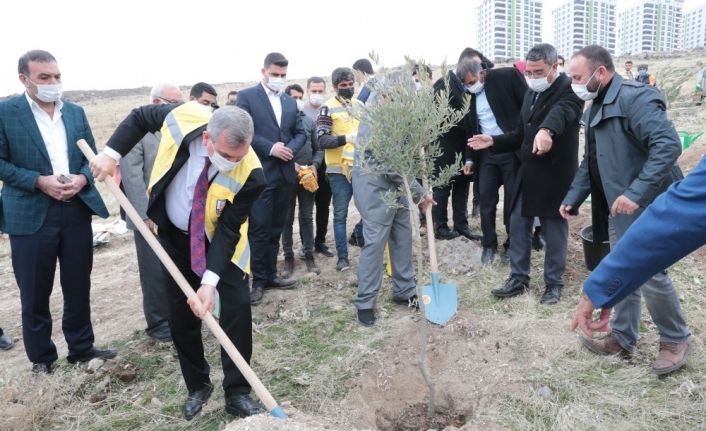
top-left (190, 158), bottom-right (211, 276)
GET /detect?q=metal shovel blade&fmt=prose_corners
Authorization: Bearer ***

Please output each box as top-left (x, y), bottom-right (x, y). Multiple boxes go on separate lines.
top-left (421, 272), bottom-right (457, 325)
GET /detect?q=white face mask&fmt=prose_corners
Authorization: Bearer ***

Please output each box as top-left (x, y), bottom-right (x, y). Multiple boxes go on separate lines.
top-left (28, 78), bottom-right (62, 103)
top-left (415, 81), bottom-right (422, 91)
top-left (266, 76), bottom-right (285, 93)
top-left (467, 82), bottom-right (484, 94)
top-left (309, 93), bottom-right (325, 106)
top-left (296, 99), bottom-right (304, 111)
top-left (571, 69), bottom-right (600, 101)
top-left (208, 143), bottom-right (239, 172)
top-left (526, 76), bottom-right (552, 93)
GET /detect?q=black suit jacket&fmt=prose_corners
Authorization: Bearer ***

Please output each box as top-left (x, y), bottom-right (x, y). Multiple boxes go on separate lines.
top-left (105, 103), bottom-right (266, 278)
top-left (467, 67), bottom-right (527, 165)
top-left (235, 84), bottom-right (306, 184)
top-left (493, 73), bottom-right (583, 218)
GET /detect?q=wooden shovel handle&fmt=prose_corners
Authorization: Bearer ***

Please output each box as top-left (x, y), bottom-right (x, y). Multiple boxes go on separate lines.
top-left (77, 140), bottom-right (284, 417)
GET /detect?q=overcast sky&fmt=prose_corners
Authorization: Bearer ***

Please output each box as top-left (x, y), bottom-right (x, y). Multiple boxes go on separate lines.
top-left (0, 0), bottom-right (702, 97)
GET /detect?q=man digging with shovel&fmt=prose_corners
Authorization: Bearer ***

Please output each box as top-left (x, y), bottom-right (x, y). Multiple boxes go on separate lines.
top-left (91, 103), bottom-right (267, 420)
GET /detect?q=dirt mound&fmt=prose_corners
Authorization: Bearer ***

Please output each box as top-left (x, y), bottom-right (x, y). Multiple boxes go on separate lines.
top-left (224, 409), bottom-right (350, 431)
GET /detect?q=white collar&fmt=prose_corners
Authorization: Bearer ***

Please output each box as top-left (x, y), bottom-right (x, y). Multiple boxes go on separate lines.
top-left (25, 91), bottom-right (63, 112)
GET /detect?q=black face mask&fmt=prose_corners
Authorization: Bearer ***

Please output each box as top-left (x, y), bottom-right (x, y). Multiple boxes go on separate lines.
top-left (337, 87), bottom-right (355, 100)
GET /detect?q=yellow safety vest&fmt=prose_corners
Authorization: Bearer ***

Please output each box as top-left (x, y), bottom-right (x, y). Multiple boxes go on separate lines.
top-left (324, 97), bottom-right (362, 174)
top-left (149, 101), bottom-right (261, 275)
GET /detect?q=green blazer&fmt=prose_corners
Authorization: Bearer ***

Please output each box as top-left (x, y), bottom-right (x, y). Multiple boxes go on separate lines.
top-left (0, 94), bottom-right (108, 235)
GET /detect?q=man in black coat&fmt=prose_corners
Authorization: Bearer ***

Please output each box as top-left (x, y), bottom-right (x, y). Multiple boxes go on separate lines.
top-left (463, 54), bottom-right (526, 264)
top-left (469, 43), bottom-right (583, 304)
top-left (430, 54), bottom-right (483, 241)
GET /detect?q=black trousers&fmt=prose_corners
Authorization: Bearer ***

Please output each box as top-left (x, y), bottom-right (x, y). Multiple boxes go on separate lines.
top-left (314, 165), bottom-right (331, 246)
top-left (159, 225), bottom-right (252, 396)
top-left (133, 230), bottom-right (170, 334)
top-left (10, 199), bottom-right (95, 364)
top-left (249, 180), bottom-right (296, 288)
top-left (479, 152), bottom-right (516, 249)
top-left (431, 174), bottom-right (470, 229)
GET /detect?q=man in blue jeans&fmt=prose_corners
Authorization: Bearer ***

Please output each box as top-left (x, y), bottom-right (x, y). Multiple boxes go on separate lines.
top-left (572, 153), bottom-right (706, 375)
top-left (316, 67), bottom-right (363, 272)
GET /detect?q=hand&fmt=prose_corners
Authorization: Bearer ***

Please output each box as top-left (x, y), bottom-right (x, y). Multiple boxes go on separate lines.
top-left (58, 174), bottom-right (87, 200)
top-left (559, 204), bottom-right (576, 221)
top-left (570, 294), bottom-right (612, 338)
top-left (294, 162), bottom-right (302, 172)
top-left (36, 175), bottom-right (74, 200)
top-left (462, 162), bottom-right (473, 176)
top-left (611, 195), bottom-right (639, 217)
top-left (187, 284), bottom-right (216, 319)
top-left (532, 129), bottom-right (553, 155)
top-left (143, 218), bottom-right (155, 231)
top-left (418, 194), bottom-right (436, 214)
top-left (90, 153), bottom-right (117, 181)
top-left (271, 142), bottom-right (293, 161)
top-left (468, 134), bottom-right (493, 150)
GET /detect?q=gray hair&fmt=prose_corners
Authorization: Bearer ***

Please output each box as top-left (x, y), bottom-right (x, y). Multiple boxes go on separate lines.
top-left (526, 43), bottom-right (558, 65)
top-left (18, 50), bottom-right (57, 75)
top-left (206, 107), bottom-right (254, 148)
top-left (149, 83), bottom-right (179, 102)
top-left (455, 58), bottom-right (481, 81)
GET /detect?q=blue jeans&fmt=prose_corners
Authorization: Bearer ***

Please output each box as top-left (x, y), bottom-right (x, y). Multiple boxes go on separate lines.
top-left (328, 173), bottom-right (353, 259)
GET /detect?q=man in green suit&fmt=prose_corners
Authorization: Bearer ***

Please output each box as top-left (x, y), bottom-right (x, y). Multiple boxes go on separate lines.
top-left (0, 50), bottom-right (116, 373)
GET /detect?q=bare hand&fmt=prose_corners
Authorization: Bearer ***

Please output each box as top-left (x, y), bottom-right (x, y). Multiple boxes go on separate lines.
top-left (143, 218), bottom-right (155, 231)
top-left (611, 195), bottom-right (639, 217)
top-left (187, 284), bottom-right (216, 319)
top-left (36, 175), bottom-right (74, 200)
top-left (271, 142), bottom-right (293, 161)
top-left (294, 162), bottom-right (302, 172)
top-left (532, 129), bottom-right (553, 155)
top-left (419, 194), bottom-right (436, 214)
top-left (468, 135), bottom-right (493, 150)
top-left (58, 174), bottom-right (87, 200)
top-left (570, 295), bottom-right (612, 338)
top-left (559, 204), bottom-right (576, 220)
top-left (90, 153), bottom-right (117, 181)
top-left (462, 162), bottom-right (473, 176)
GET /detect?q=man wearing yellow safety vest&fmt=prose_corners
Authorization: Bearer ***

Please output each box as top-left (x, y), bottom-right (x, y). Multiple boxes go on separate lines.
top-left (316, 67), bottom-right (363, 272)
top-left (90, 103), bottom-right (266, 420)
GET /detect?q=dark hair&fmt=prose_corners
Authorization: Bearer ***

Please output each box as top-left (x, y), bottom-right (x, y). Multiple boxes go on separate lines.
top-left (264, 52), bottom-right (288, 68)
top-left (285, 84), bottom-right (304, 96)
top-left (332, 67), bottom-right (355, 86)
top-left (573, 45), bottom-right (615, 72)
top-left (558, 55), bottom-right (565, 63)
top-left (18, 50), bottom-right (57, 75)
top-left (352, 58), bottom-right (374, 75)
top-left (412, 63), bottom-right (433, 80)
top-left (307, 76), bottom-right (326, 88)
top-left (625, 60), bottom-right (633, 65)
top-left (526, 43), bottom-right (558, 65)
top-left (190, 82), bottom-right (217, 98)
top-left (458, 47), bottom-right (494, 70)
top-left (227, 90), bottom-right (238, 97)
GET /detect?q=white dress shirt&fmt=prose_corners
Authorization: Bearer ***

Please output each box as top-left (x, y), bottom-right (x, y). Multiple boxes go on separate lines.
top-left (25, 93), bottom-right (69, 175)
top-left (260, 82), bottom-right (282, 127)
top-left (475, 89), bottom-right (504, 136)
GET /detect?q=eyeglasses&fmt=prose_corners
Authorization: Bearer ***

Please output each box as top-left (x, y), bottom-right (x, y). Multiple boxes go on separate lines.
top-left (159, 97), bottom-right (181, 104)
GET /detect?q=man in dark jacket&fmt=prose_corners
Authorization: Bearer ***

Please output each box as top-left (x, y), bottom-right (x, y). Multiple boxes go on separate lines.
top-left (469, 43), bottom-right (583, 305)
top-left (430, 55), bottom-right (483, 241)
top-left (561, 45), bottom-right (690, 375)
top-left (463, 53), bottom-right (526, 264)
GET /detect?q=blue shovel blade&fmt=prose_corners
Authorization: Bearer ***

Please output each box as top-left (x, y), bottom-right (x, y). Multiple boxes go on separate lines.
top-left (421, 272), bottom-right (457, 325)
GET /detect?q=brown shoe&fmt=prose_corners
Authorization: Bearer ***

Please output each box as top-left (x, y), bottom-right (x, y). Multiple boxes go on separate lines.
top-left (304, 256), bottom-right (320, 275)
top-left (579, 334), bottom-right (631, 358)
top-left (652, 341), bottom-right (691, 376)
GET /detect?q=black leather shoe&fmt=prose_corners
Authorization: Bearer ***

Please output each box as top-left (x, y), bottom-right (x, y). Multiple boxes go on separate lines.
top-left (532, 228), bottom-right (546, 251)
top-left (250, 286), bottom-right (264, 305)
top-left (393, 294), bottom-right (419, 310)
top-left (304, 256), bottom-right (321, 274)
top-left (540, 285), bottom-right (561, 305)
top-left (183, 384), bottom-right (214, 421)
top-left (281, 257), bottom-right (294, 279)
top-left (435, 225), bottom-right (459, 240)
top-left (67, 347), bottom-right (117, 364)
top-left (481, 247), bottom-right (496, 265)
top-left (357, 309), bottom-right (375, 326)
top-left (455, 225), bottom-right (482, 241)
top-left (32, 362), bottom-right (53, 374)
top-left (266, 277), bottom-right (296, 290)
top-left (225, 393), bottom-right (265, 418)
top-left (146, 323), bottom-right (172, 343)
top-left (315, 243), bottom-right (334, 257)
top-left (0, 333), bottom-right (13, 350)
top-left (491, 277), bottom-right (529, 298)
